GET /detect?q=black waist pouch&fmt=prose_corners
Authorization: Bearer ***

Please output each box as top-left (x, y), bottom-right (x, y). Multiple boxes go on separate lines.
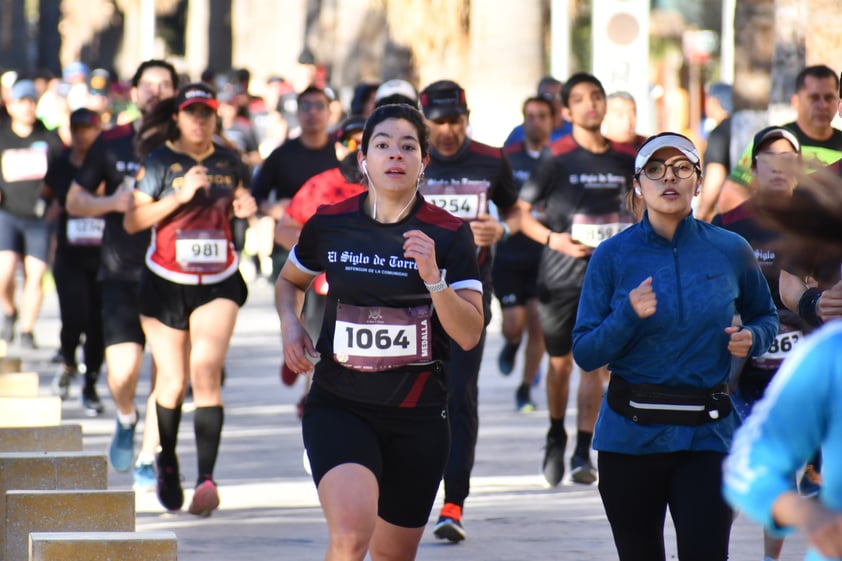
top-left (607, 375), bottom-right (732, 426)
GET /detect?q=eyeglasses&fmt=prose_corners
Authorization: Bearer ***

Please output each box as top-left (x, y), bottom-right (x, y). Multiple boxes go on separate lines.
top-left (299, 101), bottom-right (327, 112)
top-left (641, 160), bottom-right (697, 180)
top-left (755, 152), bottom-right (800, 165)
top-left (182, 105), bottom-right (216, 119)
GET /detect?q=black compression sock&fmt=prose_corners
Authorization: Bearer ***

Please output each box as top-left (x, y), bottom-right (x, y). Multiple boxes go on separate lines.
top-left (156, 402), bottom-right (183, 465)
top-left (194, 405), bottom-right (224, 485)
top-left (574, 430), bottom-right (593, 459)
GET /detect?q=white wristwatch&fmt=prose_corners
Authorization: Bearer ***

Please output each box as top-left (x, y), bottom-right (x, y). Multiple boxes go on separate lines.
top-left (424, 269), bottom-right (448, 293)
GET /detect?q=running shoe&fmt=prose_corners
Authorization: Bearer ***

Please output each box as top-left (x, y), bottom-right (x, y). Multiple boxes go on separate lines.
top-left (515, 385), bottom-right (536, 413)
top-left (51, 365), bottom-right (77, 400)
top-left (0, 312), bottom-right (15, 343)
top-left (798, 464), bottom-right (822, 498)
top-left (188, 478), bottom-right (220, 517)
top-left (433, 502), bottom-right (466, 542)
top-left (81, 385), bottom-right (105, 416)
top-left (133, 462), bottom-right (156, 492)
top-left (156, 456), bottom-right (184, 512)
top-left (497, 342), bottom-right (518, 376)
top-left (108, 419), bottom-right (136, 472)
top-left (542, 430), bottom-right (567, 487)
top-left (19, 331), bottom-right (37, 349)
top-left (280, 362), bottom-right (299, 386)
top-left (570, 454), bottom-right (598, 485)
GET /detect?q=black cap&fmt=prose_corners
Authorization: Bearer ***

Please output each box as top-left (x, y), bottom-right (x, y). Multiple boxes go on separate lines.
top-left (88, 68), bottom-right (110, 96)
top-left (332, 115), bottom-right (367, 143)
top-left (751, 126), bottom-right (801, 163)
top-left (69, 108), bottom-right (101, 128)
top-left (419, 80), bottom-right (468, 120)
top-left (175, 82), bottom-right (219, 111)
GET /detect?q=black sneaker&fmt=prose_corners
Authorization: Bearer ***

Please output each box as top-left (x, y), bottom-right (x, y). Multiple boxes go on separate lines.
top-left (156, 456), bottom-right (184, 512)
top-left (81, 386), bottom-right (105, 416)
top-left (51, 366), bottom-right (77, 400)
top-left (497, 341), bottom-right (518, 376)
top-left (0, 312), bottom-right (16, 343)
top-left (570, 454), bottom-right (598, 485)
top-left (542, 430), bottom-right (567, 487)
top-left (19, 331), bottom-right (37, 349)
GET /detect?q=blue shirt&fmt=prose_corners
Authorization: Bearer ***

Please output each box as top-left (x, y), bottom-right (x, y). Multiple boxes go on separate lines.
top-left (724, 321), bottom-right (842, 561)
top-left (572, 211), bottom-right (779, 454)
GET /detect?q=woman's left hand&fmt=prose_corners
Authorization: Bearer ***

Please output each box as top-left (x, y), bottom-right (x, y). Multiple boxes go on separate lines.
top-left (232, 190), bottom-right (258, 218)
top-left (403, 229), bottom-right (440, 285)
top-left (725, 326), bottom-right (753, 358)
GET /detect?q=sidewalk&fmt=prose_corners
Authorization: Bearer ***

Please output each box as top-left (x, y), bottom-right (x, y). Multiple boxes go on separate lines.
top-left (21, 279), bottom-right (808, 560)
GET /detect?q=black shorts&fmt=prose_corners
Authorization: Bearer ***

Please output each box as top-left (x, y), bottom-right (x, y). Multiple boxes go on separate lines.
top-left (537, 288), bottom-right (581, 357)
top-left (101, 279), bottom-right (145, 347)
top-left (302, 384), bottom-right (449, 528)
top-left (139, 269), bottom-right (248, 330)
top-left (0, 210), bottom-right (50, 262)
top-left (492, 258), bottom-right (539, 308)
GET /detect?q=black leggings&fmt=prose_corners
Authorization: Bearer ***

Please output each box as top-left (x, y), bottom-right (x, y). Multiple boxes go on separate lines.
top-left (442, 329), bottom-right (486, 507)
top-left (53, 255), bottom-right (104, 376)
top-left (598, 450), bottom-right (733, 561)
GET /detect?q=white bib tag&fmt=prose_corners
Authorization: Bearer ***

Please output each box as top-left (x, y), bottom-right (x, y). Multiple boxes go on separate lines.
top-left (66, 218), bottom-right (105, 246)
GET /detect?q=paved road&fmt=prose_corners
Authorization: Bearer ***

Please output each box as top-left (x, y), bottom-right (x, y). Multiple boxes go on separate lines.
top-left (20, 279), bottom-right (808, 560)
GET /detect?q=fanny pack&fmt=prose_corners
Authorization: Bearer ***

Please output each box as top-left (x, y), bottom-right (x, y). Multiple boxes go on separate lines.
top-left (607, 375), bottom-right (732, 426)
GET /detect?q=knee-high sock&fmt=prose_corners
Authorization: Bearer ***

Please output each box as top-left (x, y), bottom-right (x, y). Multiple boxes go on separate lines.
top-left (194, 405), bottom-right (224, 485)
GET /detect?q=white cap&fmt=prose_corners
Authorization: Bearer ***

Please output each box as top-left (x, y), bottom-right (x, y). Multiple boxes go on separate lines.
top-left (634, 132), bottom-right (700, 175)
top-left (375, 79), bottom-right (418, 103)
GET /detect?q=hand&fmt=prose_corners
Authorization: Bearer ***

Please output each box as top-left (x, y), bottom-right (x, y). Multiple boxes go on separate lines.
top-left (174, 165), bottom-right (210, 204)
top-left (817, 281), bottom-right (842, 322)
top-left (547, 231), bottom-right (593, 258)
top-left (629, 276), bottom-right (657, 318)
top-left (281, 315), bottom-right (319, 374)
top-left (725, 326), bottom-right (753, 358)
top-left (232, 191), bottom-right (257, 218)
top-left (468, 214), bottom-right (503, 248)
top-left (109, 189), bottom-right (134, 213)
top-left (402, 229), bottom-right (440, 285)
top-left (800, 502), bottom-right (842, 558)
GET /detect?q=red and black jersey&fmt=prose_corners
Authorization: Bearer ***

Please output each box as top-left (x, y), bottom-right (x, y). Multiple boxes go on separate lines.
top-left (75, 123), bottom-right (150, 281)
top-left (421, 138), bottom-right (518, 324)
top-left (291, 192), bottom-right (482, 408)
top-left (135, 141), bottom-right (248, 285)
top-left (520, 136), bottom-right (635, 291)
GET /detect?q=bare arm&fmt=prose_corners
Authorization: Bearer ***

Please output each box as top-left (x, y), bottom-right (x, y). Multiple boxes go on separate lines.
top-left (124, 165), bottom-right (210, 234)
top-left (519, 201), bottom-right (591, 258)
top-left (696, 162), bottom-right (727, 222)
top-left (66, 182), bottom-right (131, 217)
top-left (274, 214), bottom-right (303, 250)
top-left (772, 492), bottom-right (842, 558)
top-left (276, 262), bottom-right (317, 374)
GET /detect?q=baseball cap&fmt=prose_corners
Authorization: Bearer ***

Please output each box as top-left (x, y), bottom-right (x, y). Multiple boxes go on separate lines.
top-left (634, 132), bottom-right (700, 176)
top-left (69, 107), bottom-right (101, 128)
top-left (63, 61), bottom-right (89, 81)
top-left (375, 79), bottom-right (418, 104)
top-left (332, 115), bottom-right (367, 144)
top-left (175, 82), bottom-right (219, 111)
top-left (88, 68), bottom-right (110, 96)
top-left (751, 126), bottom-right (801, 162)
top-left (419, 80), bottom-right (468, 121)
top-left (11, 79), bottom-right (38, 101)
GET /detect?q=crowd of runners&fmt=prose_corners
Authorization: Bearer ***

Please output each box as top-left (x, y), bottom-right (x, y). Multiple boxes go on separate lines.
top-left (0, 56), bottom-right (840, 560)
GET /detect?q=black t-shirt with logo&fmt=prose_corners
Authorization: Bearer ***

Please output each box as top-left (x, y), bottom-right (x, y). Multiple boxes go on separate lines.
top-left (0, 120), bottom-right (63, 217)
top-left (420, 138), bottom-right (519, 323)
top-left (520, 136), bottom-right (635, 292)
top-left (74, 123), bottom-right (150, 281)
top-left (292, 193), bottom-right (481, 408)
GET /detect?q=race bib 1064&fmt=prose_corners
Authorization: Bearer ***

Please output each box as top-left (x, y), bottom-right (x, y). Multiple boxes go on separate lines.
top-left (333, 303), bottom-right (433, 372)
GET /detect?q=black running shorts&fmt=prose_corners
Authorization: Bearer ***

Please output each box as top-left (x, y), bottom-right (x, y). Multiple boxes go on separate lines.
top-left (302, 383), bottom-right (450, 528)
top-left (139, 269), bottom-right (247, 330)
top-left (0, 210), bottom-right (51, 262)
top-left (537, 288), bottom-right (581, 357)
top-left (101, 279), bottom-right (145, 347)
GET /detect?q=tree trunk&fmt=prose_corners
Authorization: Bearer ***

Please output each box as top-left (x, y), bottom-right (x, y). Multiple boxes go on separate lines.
top-left (731, 0), bottom-right (775, 167)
